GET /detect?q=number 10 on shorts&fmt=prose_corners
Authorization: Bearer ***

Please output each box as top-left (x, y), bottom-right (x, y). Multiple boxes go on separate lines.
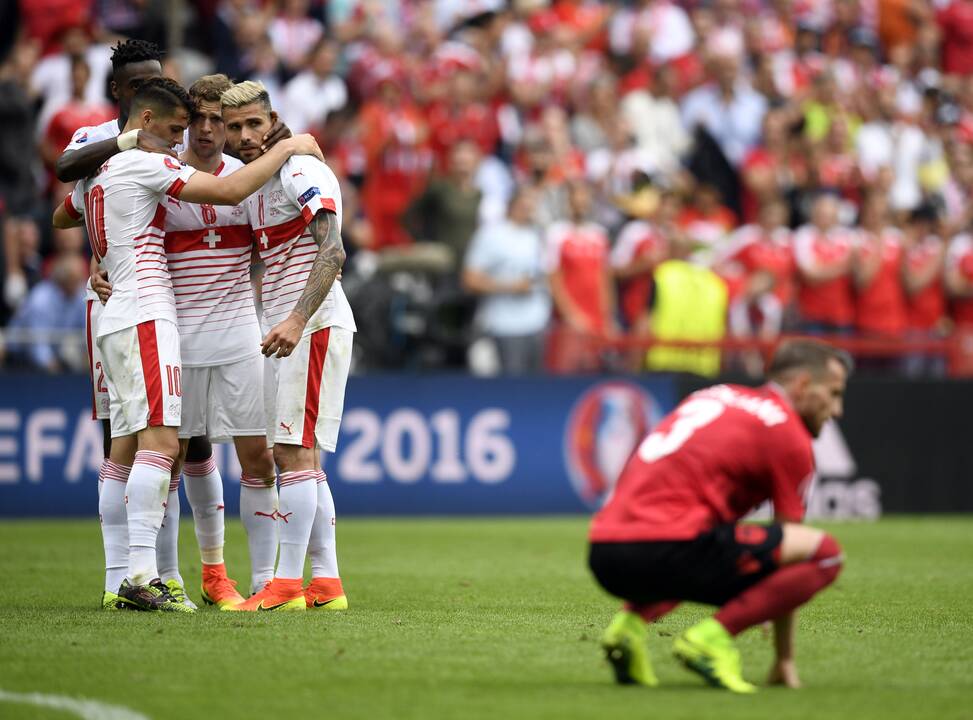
top-left (165, 365), bottom-right (182, 397)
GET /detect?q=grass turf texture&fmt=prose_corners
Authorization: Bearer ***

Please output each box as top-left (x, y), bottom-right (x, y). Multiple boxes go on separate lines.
top-left (0, 517), bottom-right (970, 720)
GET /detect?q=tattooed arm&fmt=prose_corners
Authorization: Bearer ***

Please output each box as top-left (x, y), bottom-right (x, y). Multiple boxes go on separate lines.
top-left (260, 210), bottom-right (346, 358)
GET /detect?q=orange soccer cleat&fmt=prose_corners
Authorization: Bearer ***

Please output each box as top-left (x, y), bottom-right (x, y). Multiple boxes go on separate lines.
top-left (230, 578), bottom-right (305, 612)
top-left (304, 577), bottom-right (348, 610)
top-left (200, 563), bottom-right (246, 610)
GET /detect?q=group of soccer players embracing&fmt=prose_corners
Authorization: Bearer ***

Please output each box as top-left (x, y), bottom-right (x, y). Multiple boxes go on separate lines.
top-left (52, 40), bottom-right (354, 614)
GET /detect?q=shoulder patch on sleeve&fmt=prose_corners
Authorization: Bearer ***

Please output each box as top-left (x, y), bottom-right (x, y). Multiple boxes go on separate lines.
top-left (298, 187), bottom-right (321, 206)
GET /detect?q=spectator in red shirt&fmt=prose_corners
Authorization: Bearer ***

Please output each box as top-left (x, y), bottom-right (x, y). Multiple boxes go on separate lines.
top-left (719, 197), bottom-right (794, 343)
top-left (611, 203), bottom-right (669, 331)
top-left (426, 66), bottom-right (499, 170)
top-left (590, 339), bottom-right (849, 693)
top-left (793, 193), bottom-right (856, 333)
top-left (40, 55), bottom-right (113, 191)
top-left (901, 205), bottom-right (948, 375)
top-left (937, 0), bottom-right (973, 76)
top-left (359, 70), bottom-right (433, 249)
top-left (677, 182), bottom-right (737, 249)
top-left (945, 231), bottom-right (973, 327)
top-left (852, 192), bottom-right (908, 338)
top-left (545, 181), bottom-right (617, 372)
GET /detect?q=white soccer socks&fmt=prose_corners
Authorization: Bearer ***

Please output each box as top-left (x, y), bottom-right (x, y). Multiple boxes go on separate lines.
top-left (126, 450), bottom-right (173, 586)
top-left (98, 460), bottom-right (131, 593)
top-left (184, 456), bottom-right (225, 566)
top-left (156, 468), bottom-right (183, 585)
top-left (275, 471), bottom-right (317, 579)
top-left (240, 473), bottom-right (279, 593)
top-left (308, 471), bottom-right (340, 579)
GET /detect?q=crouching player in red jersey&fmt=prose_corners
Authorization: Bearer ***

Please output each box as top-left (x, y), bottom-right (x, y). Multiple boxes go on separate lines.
top-left (589, 339), bottom-right (849, 693)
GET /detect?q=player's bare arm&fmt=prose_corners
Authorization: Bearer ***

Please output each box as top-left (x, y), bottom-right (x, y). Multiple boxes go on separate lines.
top-left (261, 210), bottom-right (345, 359)
top-left (178, 134), bottom-right (323, 206)
top-left (52, 200), bottom-right (83, 229)
top-left (55, 132), bottom-right (178, 183)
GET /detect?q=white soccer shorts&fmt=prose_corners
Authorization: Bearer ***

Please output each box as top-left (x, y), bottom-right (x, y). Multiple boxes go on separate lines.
top-left (98, 319), bottom-right (182, 438)
top-left (86, 299), bottom-right (110, 421)
top-left (179, 354), bottom-right (267, 442)
top-left (264, 325), bottom-right (353, 451)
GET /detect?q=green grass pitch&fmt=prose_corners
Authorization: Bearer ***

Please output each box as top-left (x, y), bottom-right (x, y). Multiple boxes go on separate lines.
top-left (0, 517), bottom-right (970, 720)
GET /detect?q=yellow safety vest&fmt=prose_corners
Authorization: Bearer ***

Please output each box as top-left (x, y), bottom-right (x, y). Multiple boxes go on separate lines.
top-left (646, 259), bottom-right (728, 376)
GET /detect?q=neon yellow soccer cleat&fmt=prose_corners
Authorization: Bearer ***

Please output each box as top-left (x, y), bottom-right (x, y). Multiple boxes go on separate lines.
top-left (164, 579), bottom-right (199, 611)
top-left (101, 590), bottom-right (136, 610)
top-left (600, 610), bottom-right (658, 687)
top-left (673, 618), bottom-right (757, 694)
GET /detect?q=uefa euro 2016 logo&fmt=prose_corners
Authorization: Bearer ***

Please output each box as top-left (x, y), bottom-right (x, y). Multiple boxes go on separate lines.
top-left (563, 381), bottom-right (662, 509)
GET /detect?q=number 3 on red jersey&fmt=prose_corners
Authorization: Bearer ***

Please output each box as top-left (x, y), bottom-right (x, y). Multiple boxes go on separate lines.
top-left (84, 185), bottom-right (108, 261)
top-left (637, 397), bottom-right (725, 463)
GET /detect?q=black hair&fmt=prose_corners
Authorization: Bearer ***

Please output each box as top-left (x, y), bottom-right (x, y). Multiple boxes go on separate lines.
top-left (130, 77), bottom-right (193, 118)
top-left (767, 339), bottom-right (854, 381)
top-left (110, 39), bottom-right (162, 75)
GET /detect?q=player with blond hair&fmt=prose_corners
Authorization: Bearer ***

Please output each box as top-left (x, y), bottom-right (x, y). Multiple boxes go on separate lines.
top-left (221, 80), bottom-right (354, 611)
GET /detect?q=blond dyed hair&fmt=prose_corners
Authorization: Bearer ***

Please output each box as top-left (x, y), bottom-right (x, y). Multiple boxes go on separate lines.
top-left (220, 80), bottom-right (272, 112)
top-left (189, 74), bottom-right (233, 105)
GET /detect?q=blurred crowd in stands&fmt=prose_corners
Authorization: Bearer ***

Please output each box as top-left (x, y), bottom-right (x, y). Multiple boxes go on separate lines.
top-left (4, 0), bottom-right (973, 376)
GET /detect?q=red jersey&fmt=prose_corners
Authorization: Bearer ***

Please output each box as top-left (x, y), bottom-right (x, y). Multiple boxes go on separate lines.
top-left (359, 100), bottom-right (432, 248)
top-left (590, 384), bottom-right (814, 543)
top-left (947, 233), bottom-right (973, 326)
top-left (610, 220), bottom-right (667, 326)
top-left (44, 101), bottom-right (114, 167)
top-left (545, 220), bottom-right (610, 331)
top-left (905, 235), bottom-right (946, 330)
top-left (426, 101), bottom-right (499, 169)
top-left (854, 229), bottom-right (907, 336)
top-left (793, 225), bottom-right (855, 326)
top-left (677, 206), bottom-right (736, 247)
top-left (719, 224), bottom-right (795, 304)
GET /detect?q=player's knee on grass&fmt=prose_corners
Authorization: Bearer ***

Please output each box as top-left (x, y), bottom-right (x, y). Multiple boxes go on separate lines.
top-left (186, 435), bottom-right (213, 463)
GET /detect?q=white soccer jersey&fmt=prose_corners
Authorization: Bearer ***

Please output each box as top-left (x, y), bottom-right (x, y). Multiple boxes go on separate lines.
top-left (164, 154), bottom-right (261, 367)
top-left (63, 117), bottom-right (121, 152)
top-left (248, 155), bottom-right (356, 335)
top-left (69, 150), bottom-right (197, 338)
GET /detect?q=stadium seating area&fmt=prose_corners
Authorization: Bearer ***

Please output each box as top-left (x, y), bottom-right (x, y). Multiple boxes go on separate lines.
top-left (3, 0), bottom-right (973, 375)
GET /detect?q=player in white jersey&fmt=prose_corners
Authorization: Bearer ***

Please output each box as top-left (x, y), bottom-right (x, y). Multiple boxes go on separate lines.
top-left (54, 77), bottom-right (325, 612)
top-left (57, 39), bottom-right (172, 611)
top-left (222, 81), bottom-right (355, 612)
top-left (162, 74), bottom-right (280, 608)
top-left (58, 41), bottom-right (295, 611)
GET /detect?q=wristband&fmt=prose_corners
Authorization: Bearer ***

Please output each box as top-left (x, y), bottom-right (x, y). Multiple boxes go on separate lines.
top-left (117, 129), bottom-right (139, 151)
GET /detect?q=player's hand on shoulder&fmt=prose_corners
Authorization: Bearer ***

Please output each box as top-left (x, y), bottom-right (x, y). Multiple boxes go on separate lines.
top-left (260, 313), bottom-right (307, 358)
top-left (136, 131), bottom-right (178, 158)
top-left (261, 118), bottom-right (293, 152)
top-left (92, 269), bottom-right (112, 304)
top-left (766, 658), bottom-right (801, 689)
top-left (285, 134), bottom-right (325, 162)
